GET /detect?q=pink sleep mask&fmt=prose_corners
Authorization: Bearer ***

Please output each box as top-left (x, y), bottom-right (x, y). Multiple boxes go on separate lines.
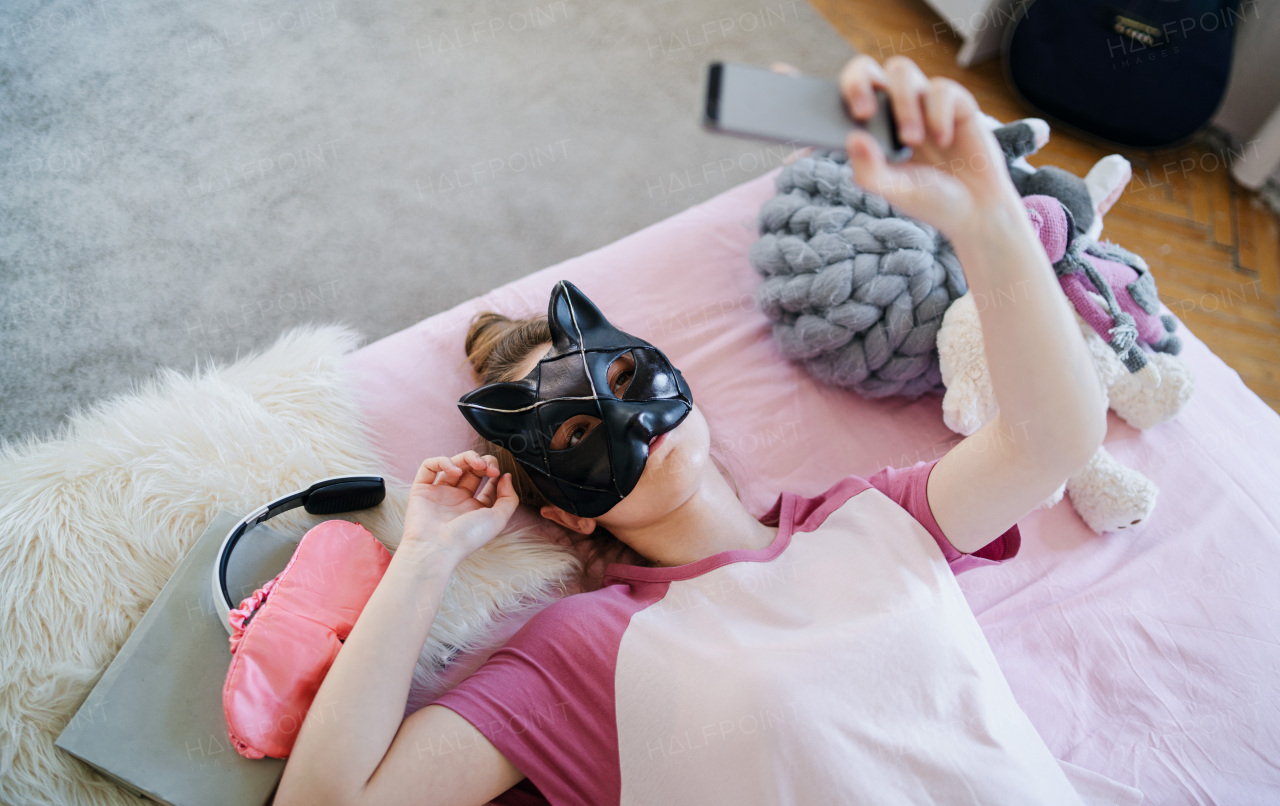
top-left (222, 519), bottom-right (391, 759)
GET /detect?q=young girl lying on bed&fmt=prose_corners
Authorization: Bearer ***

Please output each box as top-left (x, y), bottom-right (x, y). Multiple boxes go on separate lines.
top-left (275, 54), bottom-right (1108, 806)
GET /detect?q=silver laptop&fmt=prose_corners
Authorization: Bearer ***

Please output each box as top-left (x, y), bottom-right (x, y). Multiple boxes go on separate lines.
top-left (56, 509), bottom-right (301, 806)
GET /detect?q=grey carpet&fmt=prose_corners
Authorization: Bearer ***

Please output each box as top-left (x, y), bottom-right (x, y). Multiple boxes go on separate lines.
top-left (0, 0), bottom-right (855, 444)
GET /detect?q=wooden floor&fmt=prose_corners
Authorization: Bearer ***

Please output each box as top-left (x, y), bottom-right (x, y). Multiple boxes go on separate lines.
top-left (812, 0), bottom-right (1280, 414)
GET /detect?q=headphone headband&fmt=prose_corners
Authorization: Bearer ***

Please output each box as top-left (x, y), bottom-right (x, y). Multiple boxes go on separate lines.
top-left (211, 475), bottom-right (386, 636)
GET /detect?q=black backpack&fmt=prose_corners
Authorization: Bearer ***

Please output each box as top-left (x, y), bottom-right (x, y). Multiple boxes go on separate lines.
top-left (1002, 0), bottom-right (1243, 149)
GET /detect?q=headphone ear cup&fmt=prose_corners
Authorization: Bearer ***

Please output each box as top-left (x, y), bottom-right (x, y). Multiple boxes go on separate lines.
top-left (303, 478), bottom-right (385, 515)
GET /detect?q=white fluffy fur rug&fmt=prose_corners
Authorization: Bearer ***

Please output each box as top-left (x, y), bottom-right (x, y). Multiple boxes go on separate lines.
top-left (0, 325), bottom-right (579, 806)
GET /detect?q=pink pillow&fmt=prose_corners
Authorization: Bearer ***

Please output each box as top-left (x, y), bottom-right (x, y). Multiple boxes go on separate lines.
top-left (222, 519), bottom-right (391, 759)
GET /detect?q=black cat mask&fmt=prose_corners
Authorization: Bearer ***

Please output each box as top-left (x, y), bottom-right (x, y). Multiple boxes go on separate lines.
top-left (458, 281), bottom-right (693, 518)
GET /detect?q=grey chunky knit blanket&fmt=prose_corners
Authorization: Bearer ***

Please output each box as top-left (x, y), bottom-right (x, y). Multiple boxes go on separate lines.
top-left (749, 151), bottom-right (968, 398)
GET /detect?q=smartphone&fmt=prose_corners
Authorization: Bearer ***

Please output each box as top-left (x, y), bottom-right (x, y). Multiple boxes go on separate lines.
top-left (702, 61), bottom-right (911, 162)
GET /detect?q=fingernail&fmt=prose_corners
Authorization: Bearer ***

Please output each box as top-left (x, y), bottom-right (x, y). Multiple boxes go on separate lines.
top-left (857, 98), bottom-right (876, 117)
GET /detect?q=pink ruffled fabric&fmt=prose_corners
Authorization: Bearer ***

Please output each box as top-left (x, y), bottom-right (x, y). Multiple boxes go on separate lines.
top-left (227, 575), bottom-right (280, 655)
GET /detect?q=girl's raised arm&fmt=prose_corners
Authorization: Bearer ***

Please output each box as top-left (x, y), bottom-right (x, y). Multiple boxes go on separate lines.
top-left (275, 452), bottom-right (524, 806)
top-left (842, 55), bottom-right (1107, 553)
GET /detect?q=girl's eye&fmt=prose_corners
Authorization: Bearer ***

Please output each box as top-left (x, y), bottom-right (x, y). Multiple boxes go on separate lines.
top-left (552, 415), bottom-right (601, 451)
top-left (613, 368), bottom-right (634, 396)
top-left (609, 352), bottom-right (636, 397)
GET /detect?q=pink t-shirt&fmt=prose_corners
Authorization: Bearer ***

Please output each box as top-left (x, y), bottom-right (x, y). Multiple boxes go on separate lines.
top-left (429, 458), bottom-right (1023, 805)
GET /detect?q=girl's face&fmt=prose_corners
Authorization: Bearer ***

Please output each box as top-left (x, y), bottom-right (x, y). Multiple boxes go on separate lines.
top-left (591, 398), bottom-right (710, 530)
top-left (513, 343), bottom-right (711, 530)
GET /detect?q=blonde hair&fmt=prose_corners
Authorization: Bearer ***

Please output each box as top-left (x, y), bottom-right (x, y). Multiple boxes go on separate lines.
top-left (462, 310), bottom-right (740, 588)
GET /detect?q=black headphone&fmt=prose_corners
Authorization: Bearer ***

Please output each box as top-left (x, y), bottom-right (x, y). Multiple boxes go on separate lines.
top-left (211, 475), bottom-right (387, 636)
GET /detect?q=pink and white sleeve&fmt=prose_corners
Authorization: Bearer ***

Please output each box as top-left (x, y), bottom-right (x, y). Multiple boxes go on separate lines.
top-left (428, 589), bottom-right (640, 806)
top-left (866, 458), bottom-right (1021, 574)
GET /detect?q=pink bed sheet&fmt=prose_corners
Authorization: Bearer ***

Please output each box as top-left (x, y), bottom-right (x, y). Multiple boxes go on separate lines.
top-left (343, 167), bottom-right (1280, 804)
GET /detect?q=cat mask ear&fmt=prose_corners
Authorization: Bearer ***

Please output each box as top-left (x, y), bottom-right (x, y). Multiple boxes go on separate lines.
top-left (457, 380), bottom-right (546, 458)
top-left (547, 280), bottom-right (628, 352)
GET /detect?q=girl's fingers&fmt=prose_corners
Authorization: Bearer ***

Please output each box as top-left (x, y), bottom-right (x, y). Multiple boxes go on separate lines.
top-left (850, 128), bottom-right (921, 201)
top-left (413, 453), bottom-right (503, 497)
top-left (465, 453), bottom-right (509, 494)
top-left (422, 458), bottom-right (473, 488)
top-left (493, 473), bottom-right (519, 516)
top-left (841, 54), bottom-right (980, 154)
top-left (847, 130), bottom-right (883, 176)
top-left (434, 457), bottom-right (463, 487)
top-left (415, 455), bottom-right (457, 485)
top-left (945, 82), bottom-right (984, 151)
top-left (451, 452), bottom-right (494, 495)
top-left (923, 79), bottom-right (956, 148)
top-left (839, 55), bottom-right (888, 120)
top-left (847, 129), bottom-right (900, 204)
top-left (475, 475), bottom-right (496, 506)
top-left (883, 56), bottom-right (930, 146)
top-left (472, 468), bottom-right (511, 507)
top-left (454, 450), bottom-right (500, 478)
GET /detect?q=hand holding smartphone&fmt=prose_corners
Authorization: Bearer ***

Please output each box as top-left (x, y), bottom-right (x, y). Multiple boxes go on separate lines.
top-left (702, 61), bottom-right (911, 162)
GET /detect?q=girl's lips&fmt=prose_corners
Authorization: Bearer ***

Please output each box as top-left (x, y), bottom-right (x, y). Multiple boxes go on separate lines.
top-left (649, 432), bottom-right (667, 453)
